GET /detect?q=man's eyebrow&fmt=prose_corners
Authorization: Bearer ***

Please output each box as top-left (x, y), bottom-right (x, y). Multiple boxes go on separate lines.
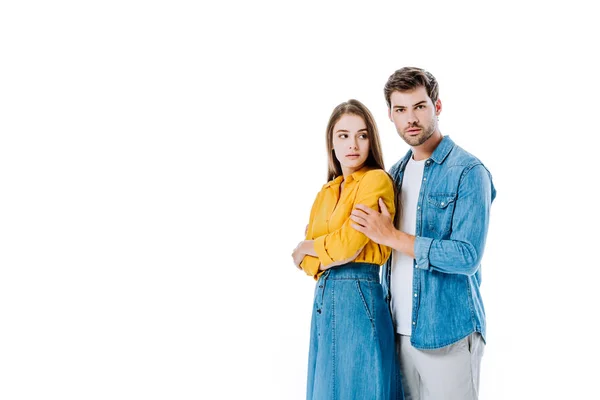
top-left (393, 100), bottom-right (427, 108)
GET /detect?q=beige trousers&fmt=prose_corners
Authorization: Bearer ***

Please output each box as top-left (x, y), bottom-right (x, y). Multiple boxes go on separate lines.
top-left (396, 333), bottom-right (485, 400)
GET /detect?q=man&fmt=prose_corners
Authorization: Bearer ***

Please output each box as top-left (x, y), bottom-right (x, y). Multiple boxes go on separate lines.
top-left (350, 67), bottom-right (496, 400)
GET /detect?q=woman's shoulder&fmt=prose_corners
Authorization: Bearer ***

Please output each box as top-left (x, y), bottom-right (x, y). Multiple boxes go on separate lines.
top-left (361, 168), bottom-right (393, 185)
top-left (319, 175), bottom-right (343, 191)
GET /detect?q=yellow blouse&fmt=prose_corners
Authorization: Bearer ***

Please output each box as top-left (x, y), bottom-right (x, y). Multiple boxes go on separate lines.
top-left (300, 167), bottom-right (396, 279)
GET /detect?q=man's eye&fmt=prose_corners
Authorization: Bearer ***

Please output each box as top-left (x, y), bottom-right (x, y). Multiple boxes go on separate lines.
top-left (395, 108), bottom-right (404, 113)
top-left (416, 105), bottom-right (425, 109)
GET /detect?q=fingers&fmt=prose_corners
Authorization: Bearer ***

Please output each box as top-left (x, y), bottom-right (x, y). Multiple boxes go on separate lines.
top-left (292, 252), bottom-right (303, 270)
top-left (379, 198), bottom-right (390, 217)
top-left (350, 213), bottom-right (366, 227)
top-left (351, 223), bottom-right (365, 233)
top-left (353, 204), bottom-right (372, 214)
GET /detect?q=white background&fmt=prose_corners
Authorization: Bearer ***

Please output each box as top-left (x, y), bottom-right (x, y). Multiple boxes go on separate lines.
top-left (1, 1), bottom-right (598, 399)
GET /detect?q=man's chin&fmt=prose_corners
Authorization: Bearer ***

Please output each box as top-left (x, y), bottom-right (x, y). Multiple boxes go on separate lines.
top-left (402, 135), bottom-right (425, 146)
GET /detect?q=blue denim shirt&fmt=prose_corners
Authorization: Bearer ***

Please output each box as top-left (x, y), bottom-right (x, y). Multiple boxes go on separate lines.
top-left (382, 136), bottom-right (496, 349)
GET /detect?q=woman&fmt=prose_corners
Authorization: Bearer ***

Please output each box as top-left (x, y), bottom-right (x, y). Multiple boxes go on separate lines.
top-left (292, 99), bottom-right (402, 400)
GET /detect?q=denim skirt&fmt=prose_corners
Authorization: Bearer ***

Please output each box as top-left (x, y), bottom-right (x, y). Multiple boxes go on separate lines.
top-left (306, 262), bottom-right (402, 400)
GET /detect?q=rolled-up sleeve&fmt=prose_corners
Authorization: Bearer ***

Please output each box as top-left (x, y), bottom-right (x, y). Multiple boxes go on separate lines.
top-left (300, 190), bottom-right (323, 277)
top-left (414, 164), bottom-right (495, 275)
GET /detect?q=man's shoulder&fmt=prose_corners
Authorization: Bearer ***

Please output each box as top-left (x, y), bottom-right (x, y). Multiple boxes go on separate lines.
top-left (446, 142), bottom-right (486, 169)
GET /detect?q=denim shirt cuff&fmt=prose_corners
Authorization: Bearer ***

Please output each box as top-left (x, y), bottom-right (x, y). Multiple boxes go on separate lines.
top-left (415, 236), bottom-right (433, 270)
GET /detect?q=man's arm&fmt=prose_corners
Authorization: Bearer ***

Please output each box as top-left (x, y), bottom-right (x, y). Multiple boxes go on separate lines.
top-left (415, 164), bottom-right (494, 275)
top-left (352, 164), bottom-right (494, 276)
top-left (350, 198), bottom-right (415, 258)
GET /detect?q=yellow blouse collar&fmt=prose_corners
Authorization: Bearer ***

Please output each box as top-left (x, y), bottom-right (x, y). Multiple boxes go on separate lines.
top-left (325, 166), bottom-right (373, 188)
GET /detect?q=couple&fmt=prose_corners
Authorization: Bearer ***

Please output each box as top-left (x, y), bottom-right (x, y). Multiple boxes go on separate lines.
top-left (292, 67), bottom-right (497, 400)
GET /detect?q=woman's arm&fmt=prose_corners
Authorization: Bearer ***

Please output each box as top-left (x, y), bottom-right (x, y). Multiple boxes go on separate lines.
top-left (294, 189), bottom-right (323, 275)
top-left (294, 242), bottom-right (364, 271)
top-left (312, 170), bottom-right (395, 269)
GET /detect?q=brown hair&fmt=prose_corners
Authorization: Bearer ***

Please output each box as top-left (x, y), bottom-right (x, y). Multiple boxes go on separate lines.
top-left (384, 67), bottom-right (439, 109)
top-left (325, 99), bottom-right (400, 227)
top-left (325, 99), bottom-right (385, 182)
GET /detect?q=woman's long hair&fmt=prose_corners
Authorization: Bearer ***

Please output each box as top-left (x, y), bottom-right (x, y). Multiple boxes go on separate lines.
top-left (325, 99), bottom-right (385, 181)
top-left (325, 99), bottom-right (400, 226)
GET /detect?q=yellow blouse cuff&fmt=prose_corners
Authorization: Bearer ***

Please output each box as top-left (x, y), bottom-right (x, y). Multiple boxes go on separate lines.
top-left (314, 235), bottom-right (334, 266)
top-left (300, 256), bottom-right (321, 277)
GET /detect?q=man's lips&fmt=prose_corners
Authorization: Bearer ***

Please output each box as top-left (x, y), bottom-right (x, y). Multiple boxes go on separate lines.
top-left (406, 128), bottom-right (421, 135)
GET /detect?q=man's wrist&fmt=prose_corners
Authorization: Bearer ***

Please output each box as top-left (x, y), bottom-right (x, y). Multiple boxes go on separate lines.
top-left (386, 228), bottom-right (401, 249)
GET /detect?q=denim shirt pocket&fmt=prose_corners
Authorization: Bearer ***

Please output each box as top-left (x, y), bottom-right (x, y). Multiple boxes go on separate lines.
top-left (426, 193), bottom-right (457, 236)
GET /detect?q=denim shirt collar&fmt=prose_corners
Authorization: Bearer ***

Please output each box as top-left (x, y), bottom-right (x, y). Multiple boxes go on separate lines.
top-left (430, 135), bottom-right (455, 164)
top-left (397, 135), bottom-right (455, 171)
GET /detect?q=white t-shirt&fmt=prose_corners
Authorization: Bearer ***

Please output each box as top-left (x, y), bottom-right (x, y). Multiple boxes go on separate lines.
top-left (390, 156), bottom-right (425, 335)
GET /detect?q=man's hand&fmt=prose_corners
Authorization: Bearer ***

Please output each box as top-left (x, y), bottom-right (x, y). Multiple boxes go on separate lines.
top-left (350, 198), bottom-right (396, 247)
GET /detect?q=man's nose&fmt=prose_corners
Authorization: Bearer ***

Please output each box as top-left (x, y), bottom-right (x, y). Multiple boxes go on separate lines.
top-left (406, 110), bottom-right (419, 125)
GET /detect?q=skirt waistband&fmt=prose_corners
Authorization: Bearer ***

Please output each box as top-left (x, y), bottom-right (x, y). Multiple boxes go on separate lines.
top-left (320, 262), bottom-right (380, 281)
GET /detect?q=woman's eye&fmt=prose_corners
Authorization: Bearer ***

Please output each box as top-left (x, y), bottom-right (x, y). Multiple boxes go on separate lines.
top-left (338, 134), bottom-right (348, 139)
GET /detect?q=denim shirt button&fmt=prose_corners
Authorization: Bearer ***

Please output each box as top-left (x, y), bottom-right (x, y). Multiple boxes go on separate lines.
top-left (412, 321), bottom-right (416, 325)
top-left (414, 293), bottom-right (417, 297)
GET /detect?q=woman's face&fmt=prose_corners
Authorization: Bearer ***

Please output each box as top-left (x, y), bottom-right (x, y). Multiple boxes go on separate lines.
top-left (332, 113), bottom-right (370, 177)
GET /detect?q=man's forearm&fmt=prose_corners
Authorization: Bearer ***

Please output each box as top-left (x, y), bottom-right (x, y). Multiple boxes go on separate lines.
top-left (387, 229), bottom-right (416, 259)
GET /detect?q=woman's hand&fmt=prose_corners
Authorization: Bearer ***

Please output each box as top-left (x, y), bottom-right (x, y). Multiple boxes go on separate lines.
top-left (292, 242), bottom-right (306, 270)
top-left (292, 240), bottom-right (316, 270)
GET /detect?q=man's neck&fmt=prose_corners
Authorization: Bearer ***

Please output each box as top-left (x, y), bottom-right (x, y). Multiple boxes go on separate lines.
top-left (411, 131), bottom-right (443, 161)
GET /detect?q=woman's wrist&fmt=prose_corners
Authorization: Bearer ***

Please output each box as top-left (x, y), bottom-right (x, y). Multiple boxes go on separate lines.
top-left (302, 240), bottom-right (316, 257)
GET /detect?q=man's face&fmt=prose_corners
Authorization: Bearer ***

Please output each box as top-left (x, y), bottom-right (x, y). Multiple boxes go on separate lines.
top-left (388, 86), bottom-right (441, 147)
